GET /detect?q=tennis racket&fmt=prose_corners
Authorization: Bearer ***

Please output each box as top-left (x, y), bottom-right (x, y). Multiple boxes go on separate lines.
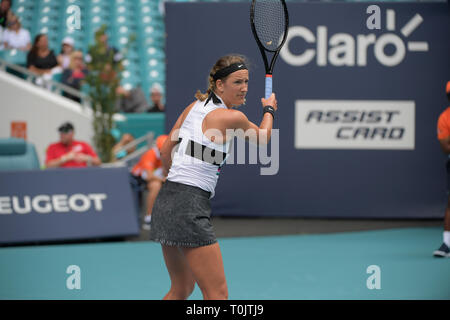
top-left (250, 0), bottom-right (289, 99)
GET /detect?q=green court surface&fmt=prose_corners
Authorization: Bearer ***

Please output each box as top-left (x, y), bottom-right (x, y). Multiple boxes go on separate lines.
top-left (0, 227), bottom-right (448, 300)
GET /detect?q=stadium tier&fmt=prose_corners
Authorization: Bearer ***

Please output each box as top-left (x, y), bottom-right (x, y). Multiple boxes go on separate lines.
top-left (11, 0), bottom-right (166, 96)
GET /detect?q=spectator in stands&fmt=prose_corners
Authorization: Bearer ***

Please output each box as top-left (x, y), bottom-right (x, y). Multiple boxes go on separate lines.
top-left (0, 0), bottom-right (12, 28)
top-left (0, 24), bottom-right (3, 50)
top-left (147, 83), bottom-right (165, 113)
top-left (61, 50), bottom-right (87, 103)
top-left (2, 14), bottom-right (30, 51)
top-left (46, 122), bottom-right (101, 168)
top-left (131, 134), bottom-right (168, 230)
top-left (27, 34), bottom-right (58, 87)
top-left (115, 86), bottom-right (149, 113)
top-left (85, 28), bottom-right (122, 65)
top-left (111, 133), bottom-right (136, 161)
top-left (57, 36), bottom-right (75, 69)
top-left (98, 30), bottom-right (122, 63)
top-left (0, 8), bottom-right (10, 50)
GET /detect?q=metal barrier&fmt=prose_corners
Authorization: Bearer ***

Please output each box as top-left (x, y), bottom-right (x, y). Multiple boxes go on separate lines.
top-left (101, 132), bottom-right (155, 169)
top-left (0, 57), bottom-right (92, 109)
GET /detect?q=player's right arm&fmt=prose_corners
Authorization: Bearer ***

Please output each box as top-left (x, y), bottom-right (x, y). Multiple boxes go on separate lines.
top-left (228, 93), bottom-right (278, 145)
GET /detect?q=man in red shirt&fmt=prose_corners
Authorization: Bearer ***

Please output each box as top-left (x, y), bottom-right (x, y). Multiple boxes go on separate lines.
top-left (434, 81), bottom-right (450, 257)
top-left (131, 134), bottom-right (168, 230)
top-left (45, 122), bottom-right (102, 168)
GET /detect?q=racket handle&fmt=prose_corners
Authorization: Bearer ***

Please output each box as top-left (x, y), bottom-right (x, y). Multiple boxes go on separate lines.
top-left (265, 75), bottom-right (272, 99)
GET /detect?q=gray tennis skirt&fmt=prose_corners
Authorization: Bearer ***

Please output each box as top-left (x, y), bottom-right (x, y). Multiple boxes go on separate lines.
top-left (148, 180), bottom-right (217, 248)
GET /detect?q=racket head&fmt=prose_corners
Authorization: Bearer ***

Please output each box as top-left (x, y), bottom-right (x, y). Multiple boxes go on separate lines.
top-left (250, 0), bottom-right (289, 54)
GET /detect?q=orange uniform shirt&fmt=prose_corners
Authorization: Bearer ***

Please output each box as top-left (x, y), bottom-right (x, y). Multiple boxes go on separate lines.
top-left (131, 147), bottom-right (162, 178)
top-left (437, 107), bottom-right (450, 140)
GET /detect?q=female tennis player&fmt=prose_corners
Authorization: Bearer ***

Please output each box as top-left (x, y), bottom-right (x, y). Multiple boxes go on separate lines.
top-left (149, 54), bottom-right (278, 300)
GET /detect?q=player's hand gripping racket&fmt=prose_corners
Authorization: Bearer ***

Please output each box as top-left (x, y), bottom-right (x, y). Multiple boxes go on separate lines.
top-left (250, 0), bottom-right (289, 99)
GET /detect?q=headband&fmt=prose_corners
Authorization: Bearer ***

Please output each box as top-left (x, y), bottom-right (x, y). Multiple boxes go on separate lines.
top-left (211, 63), bottom-right (248, 81)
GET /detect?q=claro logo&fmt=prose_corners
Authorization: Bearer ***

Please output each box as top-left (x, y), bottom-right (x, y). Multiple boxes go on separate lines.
top-left (0, 194), bottom-right (107, 214)
top-left (280, 10), bottom-right (428, 67)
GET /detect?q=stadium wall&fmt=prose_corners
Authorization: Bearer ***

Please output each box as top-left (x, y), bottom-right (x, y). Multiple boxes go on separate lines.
top-left (165, 2), bottom-right (450, 218)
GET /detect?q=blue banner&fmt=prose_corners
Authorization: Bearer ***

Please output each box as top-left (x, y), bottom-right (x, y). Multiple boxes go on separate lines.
top-left (165, 2), bottom-right (449, 218)
top-left (0, 167), bottom-right (139, 244)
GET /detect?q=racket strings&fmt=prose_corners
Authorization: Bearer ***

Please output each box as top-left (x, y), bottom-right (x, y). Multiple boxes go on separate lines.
top-left (253, 0), bottom-right (286, 51)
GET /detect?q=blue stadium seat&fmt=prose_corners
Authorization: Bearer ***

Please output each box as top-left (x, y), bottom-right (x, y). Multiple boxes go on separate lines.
top-left (141, 46), bottom-right (165, 60)
top-left (114, 25), bottom-right (136, 39)
top-left (13, 0), bottom-right (35, 11)
top-left (115, 15), bottom-right (137, 29)
top-left (39, 0), bottom-right (61, 10)
top-left (90, 0), bottom-right (110, 7)
top-left (121, 78), bottom-right (141, 91)
top-left (35, 16), bottom-right (60, 34)
top-left (37, 5), bottom-right (61, 18)
top-left (0, 138), bottom-right (40, 171)
top-left (115, 0), bottom-right (134, 7)
top-left (15, 5), bottom-right (35, 26)
top-left (1, 49), bottom-right (27, 67)
top-left (60, 29), bottom-right (85, 44)
top-left (122, 49), bottom-right (140, 64)
top-left (122, 61), bottom-right (141, 80)
top-left (88, 5), bottom-right (109, 19)
top-left (139, 0), bottom-right (160, 8)
top-left (114, 113), bottom-right (166, 143)
top-left (63, 0), bottom-right (85, 6)
top-left (138, 3), bottom-right (161, 16)
top-left (113, 6), bottom-right (134, 18)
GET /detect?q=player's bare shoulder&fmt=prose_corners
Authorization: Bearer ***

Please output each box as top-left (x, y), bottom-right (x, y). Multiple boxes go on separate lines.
top-left (208, 108), bottom-right (248, 129)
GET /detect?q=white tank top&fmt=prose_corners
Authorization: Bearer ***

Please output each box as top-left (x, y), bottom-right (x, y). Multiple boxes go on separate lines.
top-left (167, 95), bottom-right (232, 198)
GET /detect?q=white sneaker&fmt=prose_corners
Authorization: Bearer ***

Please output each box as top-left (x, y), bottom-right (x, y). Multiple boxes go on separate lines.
top-left (142, 215), bottom-right (151, 230)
